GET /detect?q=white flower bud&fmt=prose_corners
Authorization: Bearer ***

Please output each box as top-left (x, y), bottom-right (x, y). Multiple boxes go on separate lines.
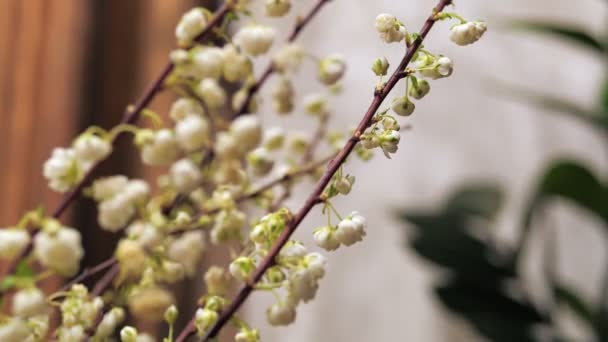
top-left (230, 115), bottom-right (262, 153)
top-left (197, 78), bottom-right (227, 110)
top-left (381, 116), bottom-right (400, 131)
top-left (120, 326), bottom-right (138, 342)
top-left (273, 43), bottom-right (305, 73)
top-left (175, 8), bottom-right (207, 45)
top-left (305, 252), bottom-right (327, 279)
top-left (410, 79), bottom-right (431, 99)
top-left (372, 56), bottom-right (390, 76)
top-left (375, 13), bottom-right (406, 43)
top-left (205, 266), bottom-right (230, 295)
top-left (450, 21), bottom-right (487, 46)
top-left (195, 308), bottom-right (218, 336)
top-left (379, 130), bottom-right (400, 156)
top-left (263, 127), bottom-right (285, 150)
top-left (98, 195), bottom-right (136, 232)
top-left (128, 287), bottom-right (175, 322)
top-left (122, 179), bottom-right (150, 205)
top-left (0, 228), bottom-right (30, 260)
top-left (303, 93), bottom-right (327, 115)
top-left (335, 212), bottom-right (366, 246)
top-left (318, 54), bottom-right (346, 85)
top-left (336, 174), bottom-right (355, 195)
top-left (169, 98), bottom-right (204, 122)
top-left (265, 0), bottom-right (291, 17)
top-left (164, 305), bottom-right (178, 325)
top-left (43, 147), bottom-right (79, 192)
top-left (116, 239), bottom-right (147, 280)
top-left (229, 256), bottom-right (255, 282)
top-left (94, 307), bottom-right (125, 340)
top-left (280, 241), bottom-right (308, 259)
top-left (211, 209), bottom-right (246, 243)
top-left (73, 135), bottom-right (111, 168)
top-left (170, 158), bottom-right (202, 193)
top-left (313, 226), bottom-right (340, 251)
top-left (215, 132), bottom-right (240, 159)
top-left (235, 329), bottom-right (260, 342)
top-left (419, 56), bottom-right (454, 80)
top-left (168, 231), bottom-right (206, 276)
top-left (33, 226), bottom-right (83, 277)
top-left (0, 318), bottom-right (30, 341)
top-left (288, 270), bottom-right (318, 303)
top-left (191, 47), bottom-right (224, 80)
top-left (176, 115), bottom-right (210, 152)
top-left (234, 24), bottom-right (276, 56)
top-left (12, 288), bottom-right (47, 318)
top-left (141, 129), bottom-right (181, 166)
top-left (360, 135), bottom-right (380, 149)
top-left (91, 175), bottom-right (129, 201)
top-left (247, 148), bottom-right (274, 177)
top-left (126, 221), bottom-right (161, 248)
top-left (266, 302), bottom-right (296, 326)
top-left (272, 77), bottom-right (295, 114)
top-left (232, 88), bottom-right (258, 113)
top-left (170, 49), bottom-right (189, 65)
top-left (391, 96), bottom-right (415, 116)
top-left (222, 44), bottom-right (252, 82)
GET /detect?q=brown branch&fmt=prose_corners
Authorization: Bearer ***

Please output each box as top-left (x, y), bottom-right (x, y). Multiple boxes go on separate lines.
top-left (234, 0), bottom-right (332, 116)
top-left (175, 1), bottom-right (453, 340)
top-left (61, 257), bottom-right (117, 292)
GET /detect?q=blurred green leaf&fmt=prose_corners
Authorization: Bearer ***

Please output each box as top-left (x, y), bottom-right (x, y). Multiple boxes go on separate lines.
top-left (15, 260), bottom-right (34, 278)
top-left (511, 21), bottom-right (605, 53)
top-left (445, 185), bottom-right (503, 219)
top-left (553, 285), bottom-right (595, 326)
top-left (536, 161), bottom-right (608, 224)
top-left (435, 277), bottom-right (545, 342)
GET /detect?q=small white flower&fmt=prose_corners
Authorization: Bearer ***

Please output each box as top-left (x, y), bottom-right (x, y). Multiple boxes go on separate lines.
top-left (128, 287), bottom-right (175, 322)
top-left (303, 93), bottom-right (327, 115)
top-left (120, 326), bottom-right (138, 342)
top-left (141, 129), bottom-right (181, 166)
top-left (122, 179), bottom-right (150, 205)
top-left (222, 44), bottom-right (252, 82)
top-left (375, 13), bottom-right (406, 43)
top-left (234, 24), bottom-right (276, 56)
top-left (176, 114), bottom-right (209, 152)
top-left (0, 317), bottom-right (30, 341)
top-left (191, 47), bottom-right (224, 80)
top-left (229, 256), bottom-right (255, 282)
top-left (391, 96), bottom-right (415, 116)
top-left (73, 135), bottom-right (111, 168)
top-left (450, 21), bottom-right (487, 46)
top-left (379, 130), bottom-right (400, 157)
top-left (34, 226), bottom-right (84, 277)
top-left (43, 147), bottom-right (79, 192)
top-left (232, 88), bottom-right (258, 113)
top-left (313, 226), bottom-right (340, 251)
top-left (304, 252), bottom-right (327, 279)
top-left (288, 270), bottom-right (318, 303)
top-left (195, 308), bottom-right (218, 336)
top-left (126, 221), bottom-right (162, 249)
top-left (170, 158), bottom-right (202, 193)
top-left (204, 266), bottom-right (230, 295)
top-left (12, 288), bottom-right (47, 318)
top-left (168, 231), bottom-right (206, 276)
top-left (175, 8), bottom-right (207, 45)
top-left (263, 127), bottom-right (285, 150)
top-left (94, 307), bottom-right (125, 340)
top-left (169, 49), bottom-right (189, 64)
top-left (318, 54), bottom-right (346, 85)
top-left (115, 239), bottom-right (147, 280)
top-left (420, 56), bottom-right (453, 80)
top-left (211, 209), bottom-right (246, 243)
top-left (272, 77), bottom-right (295, 114)
top-left (235, 329), bottom-right (260, 342)
top-left (336, 174), bottom-right (356, 195)
top-left (372, 56), bottom-right (390, 76)
top-left (0, 228), bottom-right (30, 260)
top-left (273, 43), bottom-right (305, 73)
top-left (266, 301), bottom-right (296, 326)
top-left (410, 79), bottom-right (431, 99)
top-left (335, 212), bottom-right (366, 246)
top-left (214, 132), bottom-right (240, 159)
top-left (169, 98), bottom-right (204, 122)
top-left (98, 195), bottom-right (136, 232)
top-left (247, 148), bottom-right (275, 177)
top-left (91, 175), bottom-right (129, 201)
top-left (360, 135), bottom-right (380, 149)
top-left (381, 116), bottom-right (400, 131)
top-left (279, 241), bottom-right (308, 259)
top-left (230, 114), bottom-right (262, 153)
top-left (196, 78), bottom-right (227, 110)
top-left (265, 0), bottom-right (291, 17)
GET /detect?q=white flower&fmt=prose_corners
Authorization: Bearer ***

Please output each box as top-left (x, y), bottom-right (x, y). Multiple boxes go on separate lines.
top-left (168, 231), bottom-right (206, 276)
top-left (234, 24), bottom-right (276, 56)
top-left (58, 325), bottom-right (86, 342)
top-left (375, 13), bottom-right (406, 43)
top-left (391, 96), bottom-right (415, 116)
top-left (195, 308), bottom-right (218, 335)
top-left (247, 148), bottom-right (274, 177)
top-left (313, 226), bottom-right (340, 251)
top-left (122, 179), bottom-right (150, 205)
top-left (211, 209), bottom-right (246, 243)
top-left (305, 252), bottom-right (327, 279)
top-left (230, 114), bottom-right (262, 153)
top-left (336, 174), bottom-right (355, 195)
top-left (372, 57), bottom-right (389, 76)
top-left (335, 212), bottom-right (366, 246)
top-left (128, 287), bottom-right (175, 322)
top-left (170, 158), bottom-right (202, 193)
top-left (273, 43), bottom-right (305, 73)
top-left (0, 318), bottom-right (30, 341)
top-left (126, 221), bottom-right (162, 249)
top-left (73, 135), bottom-right (111, 168)
top-left (235, 329), bottom-right (260, 342)
top-left (141, 129), bottom-right (181, 166)
top-left (196, 78), bottom-right (227, 110)
top-left (214, 132), bottom-right (240, 159)
top-left (94, 307), bottom-right (125, 340)
top-left (12, 288), bottom-right (47, 318)
top-left (450, 21), bottom-right (487, 46)
top-left (272, 77), bottom-right (295, 114)
top-left (170, 49), bottom-right (189, 64)
top-left (279, 241), bottom-right (308, 259)
top-left (175, 8), bottom-right (207, 45)
top-left (266, 301), bottom-right (296, 326)
top-left (33, 226), bottom-right (83, 276)
top-left (0, 228), bottom-right (30, 260)
top-left (263, 127), bottom-right (285, 150)
top-left (229, 256), bottom-right (255, 282)
top-left (265, 0), bottom-right (291, 17)
top-left (232, 88), bottom-right (258, 113)
top-left (288, 269), bottom-right (319, 303)
top-left (381, 116), bottom-right (400, 131)
top-left (318, 54), bottom-right (346, 85)
top-left (410, 79), bottom-right (431, 99)
top-left (204, 266), bottom-right (230, 295)
top-left (222, 44), bottom-right (252, 82)
top-left (98, 195), bottom-right (136, 231)
top-left (420, 56), bottom-right (453, 80)
top-left (191, 47), bottom-right (224, 80)
top-left (169, 98), bottom-right (204, 122)
top-left (43, 147), bottom-right (79, 192)
top-left (116, 239), bottom-right (147, 280)
top-left (360, 135), bottom-right (380, 149)
top-left (303, 93), bottom-right (327, 115)
top-left (176, 115), bottom-right (209, 152)
top-left (379, 130), bottom-right (400, 157)
top-left (91, 175), bottom-right (129, 201)
top-left (120, 326), bottom-right (138, 342)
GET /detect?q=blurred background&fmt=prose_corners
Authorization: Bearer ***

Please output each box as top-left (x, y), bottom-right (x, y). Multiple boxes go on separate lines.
top-left (0, 0), bottom-right (606, 341)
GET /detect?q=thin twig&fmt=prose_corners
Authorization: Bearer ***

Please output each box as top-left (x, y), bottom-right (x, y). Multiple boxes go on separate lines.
top-left (61, 257), bottom-right (117, 292)
top-left (175, 1), bottom-right (453, 340)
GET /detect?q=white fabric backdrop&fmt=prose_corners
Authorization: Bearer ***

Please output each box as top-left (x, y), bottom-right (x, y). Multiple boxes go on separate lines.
top-left (243, 0), bottom-right (608, 340)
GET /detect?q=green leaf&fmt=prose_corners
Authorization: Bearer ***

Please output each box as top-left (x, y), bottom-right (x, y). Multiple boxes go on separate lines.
top-left (511, 21), bottom-right (605, 53)
top-left (553, 285), bottom-right (595, 326)
top-left (536, 161), bottom-right (608, 224)
top-left (0, 276), bottom-right (17, 291)
top-left (445, 185), bottom-right (503, 219)
top-left (435, 277), bottom-right (545, 342)
top-left (15, 260), bottom-right (34, 278)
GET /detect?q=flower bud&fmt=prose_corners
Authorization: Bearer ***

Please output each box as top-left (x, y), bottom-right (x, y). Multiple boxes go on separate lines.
top-left (450, 21), bottom-right (487, 46)
top-left (266, 302), bottom-right (296, 326)
top-left (273, 43), bottom-right (305, 73)
top-left (43, 148), bottom-right (79, 192)
top-left (196, 78), bottom-right (227, 110)
top-left (0, 228), bottom-right (30, 260)
top-left (381, 116), bottom-right (400, 131)
top-left (391, 96), bottom-right (415, 116)
top-left (33, 226), bottom-right (84, 277)
top-left (175, 8), bottom-right (207, 45)
top-left (116, 239), bottom-right (147, 281)
top-left (265, 0), bottom-right (291, 17)
top-left (247, 148), bottom-right (275, 177)
top-left (175, 114), bottom-right (210, 151)
top-left (128, 287), bottom-right (175, 322)
top-left (230, 115), bottom-right (262, 153)
top-left (375, 13), bottom-right (406, 43)
top-left (318, 54), bottom-right (346, 85)
top-left (372, 56), bottom-right (390, 76)
top-left (195, 308), bottom-right (218, 336)
top-left (303, 93), bottom-right (327, 115)
top-left (229, 256), bottom-right (255, 282)
top-left (120, 326), bottom-right (138, 342)
top-left (234, 24), bottom-right (276, 56)
top-left (191, 47), bottom-right (224, 80)
top-left (222, 45), bottom-right (252, 82)
top-left (12, 288), bottom-right (47, 318)
top-left (170, 158), bottom-right (202, 193)
top-left (73, 135), bottom-right (111, 168)
top-left (336, 174), bottom-right (355, 195)
top-left (263, 127), bottom-right (285, 150)
top-left (140, 129), bottom-right (180, 166)
top-left (164, 305), bottom-right (178, 325)
top-left (205, 266), bottom-right (231, 295)
top-left (335, 212), bottom-right (366, 246)
top-left (313, 226), bottom-right (340, 251)
top-left (235, 328), bottom-right (261, 342)
top-left (168, 231), bottom-right (206, 276)
top-left (409, 79), bottom-right (431, 99)
top-left (169, 98), bottom-right (204, 122)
